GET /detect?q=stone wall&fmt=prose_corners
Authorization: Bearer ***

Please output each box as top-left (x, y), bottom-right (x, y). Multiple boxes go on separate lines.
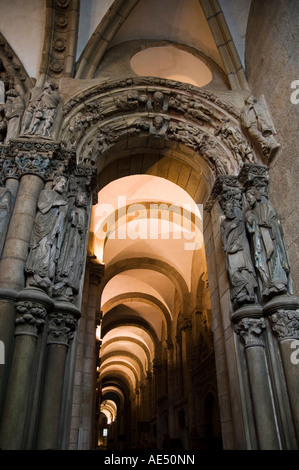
top-left (245, 0), bottom-right (299, 294)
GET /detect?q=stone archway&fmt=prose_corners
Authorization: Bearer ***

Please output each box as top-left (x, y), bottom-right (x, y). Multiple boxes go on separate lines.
top-left (60, 77), bottom-right (265, 450)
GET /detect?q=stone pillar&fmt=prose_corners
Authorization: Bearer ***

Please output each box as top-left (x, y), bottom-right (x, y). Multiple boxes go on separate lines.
top-left (239, 163), bottom-right (299, 448)
top-left (35, 299), bottom-right (81, 450)
top-left (181, 315), bottom-right (196, 428)
top-left (0, 167), bottom-right (44, 412)
top-left (165, 340), bottom-right (175, 437)
top-left (265, 297), bottom-right (299, 445)
top-left (234, 316), bottom-right (280, 449)
top-left (84, 259), bottom-right (104, 448)
top-left (0, 287), bottom-right (53, 449)
top-left (206, 171), bottom-right (282, 449)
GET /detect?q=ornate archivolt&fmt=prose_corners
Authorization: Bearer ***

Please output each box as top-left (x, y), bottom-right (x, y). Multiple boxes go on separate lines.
top-left (60, 77), bottom-right (278, 186)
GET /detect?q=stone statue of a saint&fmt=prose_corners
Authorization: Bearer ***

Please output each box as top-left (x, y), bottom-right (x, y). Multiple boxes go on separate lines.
top-left (240, 96), bottom-right (280, 160)
top-left (245, 186), bottom-right (292, 301)
top-left (3, 88), bottom-right (25, 143)
top-left (22, 80), bottom-right (60, 137)
top-left (220, 197), bottom-right (257, 309)
top-left (0, 186), bottom-right (12, 258)
top-left (25, 176), bottom-right (68, 293)
top-left (53, 189), bottom-right (88, 300)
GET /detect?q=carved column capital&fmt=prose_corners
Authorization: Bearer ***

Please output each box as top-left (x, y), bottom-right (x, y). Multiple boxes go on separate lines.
top-left (234, 317), bottom-right (266, 347)
top-left (15, 301), bottom-right (47, 337)
top-left (15, 286), bottom-right (54, 337)
top-left (1, 139), bottom-right (77, 182)
top-left (47, 300), bottom-right (81, 346)
top-left (47, 311), bottom-right (78, 346)
top-left (270, 309), bottom-right (299, 341)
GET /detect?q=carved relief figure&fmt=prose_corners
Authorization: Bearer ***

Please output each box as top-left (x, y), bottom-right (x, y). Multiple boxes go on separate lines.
top-left (245, 185), bottom-right (292, 300)
top-left (53, 189), bottom-right (88, 300)
top-left (149, 115), bottom-right (168, 137)
top-left (215, 118), bottom-right (254, 166)
top-left (0, 186), bottom-right (12, 258)
top-left (25, 176), bottom-right (68, 293)
top-left (22, 80), bottom-right (61, 137)
top-left (220, 195), bottom-right (257, 308)
top-left (240, 96), bottom-right (280, 160)
top-left (3, 89), bottom-right (25, 143)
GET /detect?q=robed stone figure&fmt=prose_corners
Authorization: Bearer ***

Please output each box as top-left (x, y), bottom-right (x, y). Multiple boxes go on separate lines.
top-left (25, 176), bottom-right (68, 293)
top-left (0, 186), bottom-right (12, 258)
top-left (220, 198), bottom-right (257, 309)
top-left (245, 186), bottom-right (292, 301)
top-left (53, 189), bottom-right (88, 300)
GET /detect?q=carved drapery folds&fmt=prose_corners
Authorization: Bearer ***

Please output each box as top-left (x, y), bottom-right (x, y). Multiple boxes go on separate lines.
top-left (206, 164), bottom-right (295, 312)
top-left (239, 164), bottom-right (292, 302)
top-left (23, 162), bottom-right (96, 302)
top-left (218, 175), bottom-right (258, 309)
top-left (206, 161), bottom-right (299, 378)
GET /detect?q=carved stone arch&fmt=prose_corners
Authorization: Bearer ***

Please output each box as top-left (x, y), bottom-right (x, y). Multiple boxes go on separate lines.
top-left (0, 32), bottom-right (35, 95)
top-left (61, 77), bottom-right (266, 187)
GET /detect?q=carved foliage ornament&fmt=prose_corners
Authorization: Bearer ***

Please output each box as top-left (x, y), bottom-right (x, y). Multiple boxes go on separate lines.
top-left (15, 301), bottom-right (47, 336)
top-left (270, 310), bottom-right (299, 341)
top-left (47, 311), bottom-right (78, 346)
top-left (234, 317), bottom-right (266, 347)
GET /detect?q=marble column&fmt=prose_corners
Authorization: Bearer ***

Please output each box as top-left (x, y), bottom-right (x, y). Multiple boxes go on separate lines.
top-left (35, 299), bottom-right (81, 450)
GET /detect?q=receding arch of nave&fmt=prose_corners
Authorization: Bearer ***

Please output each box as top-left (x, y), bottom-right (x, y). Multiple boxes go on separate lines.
top-left (61, 77), bottom-right (266, 450)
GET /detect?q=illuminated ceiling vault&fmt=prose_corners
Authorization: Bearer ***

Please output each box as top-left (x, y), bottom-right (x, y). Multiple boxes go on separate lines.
top-left (93, 174), bottom-right (206, 416)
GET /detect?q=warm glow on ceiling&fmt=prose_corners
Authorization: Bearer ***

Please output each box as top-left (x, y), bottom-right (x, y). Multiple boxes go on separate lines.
top-left (97, 174), bottom-right (208, 403)
top-left (130, 46), bottom-right (212, 87)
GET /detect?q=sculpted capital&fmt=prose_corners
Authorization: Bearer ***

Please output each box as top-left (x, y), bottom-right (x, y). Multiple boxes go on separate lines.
top-left (234, 317), bottom-right (266, 347)
top-left (270, 309), bottom-right (299, 341)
